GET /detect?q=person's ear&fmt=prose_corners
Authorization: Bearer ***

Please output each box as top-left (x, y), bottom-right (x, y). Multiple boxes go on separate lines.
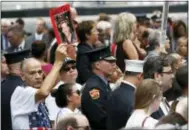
top-left (67, 95), bottom-right (72, 102)
top-left (85, 33), bottom-right (90, 39)
top-left (154, 72), bottom-right (162, 85)
top-left (138, 73), bottom-right (144, 80)
top-left (94, 61), bottom-right (101, 70)
top-left (20, 71), bottom-right (25, 81)
top-left (174, 63), bottom-right (179, 70)
top-left (136, 73), bottom-right (142, 80)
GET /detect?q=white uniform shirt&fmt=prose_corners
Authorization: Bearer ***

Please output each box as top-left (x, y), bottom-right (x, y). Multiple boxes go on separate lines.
top-left (125, 109), bottom-right (158, 129)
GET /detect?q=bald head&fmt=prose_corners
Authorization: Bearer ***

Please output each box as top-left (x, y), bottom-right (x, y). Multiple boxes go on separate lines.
top-left (21, 58), bottom-right (43, 88)
top-left (22, 58), bottom-right (41, 72)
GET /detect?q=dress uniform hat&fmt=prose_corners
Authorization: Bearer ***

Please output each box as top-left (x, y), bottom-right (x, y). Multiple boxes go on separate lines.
top-left (86, 46), bottom-right (116, 63)
top-left (125, 60), bottom-right (144, 73)
top-left (4, 49), bottom-right (31, 64)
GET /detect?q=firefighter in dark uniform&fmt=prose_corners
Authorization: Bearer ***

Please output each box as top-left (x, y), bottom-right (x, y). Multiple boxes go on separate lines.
top-left (1, 50), bottom-right (30, 130)
top-left (106, 60), bottom-right (144, 130)
top-left (81, 46), bottom-right (116, 130)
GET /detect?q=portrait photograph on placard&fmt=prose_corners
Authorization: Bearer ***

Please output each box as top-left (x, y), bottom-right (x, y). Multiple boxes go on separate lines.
top-left (49, 4), bottom-right (78, 44)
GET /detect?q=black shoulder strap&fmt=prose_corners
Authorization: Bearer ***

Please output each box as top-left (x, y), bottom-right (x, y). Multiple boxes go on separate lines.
top-left (142, 116), bottom-right (149, 127)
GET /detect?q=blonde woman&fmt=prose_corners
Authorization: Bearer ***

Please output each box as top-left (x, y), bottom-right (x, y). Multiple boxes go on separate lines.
top-left (114, 12), bottom-right (139, 72)
top-left (125, 79), bottom-right (162, 129)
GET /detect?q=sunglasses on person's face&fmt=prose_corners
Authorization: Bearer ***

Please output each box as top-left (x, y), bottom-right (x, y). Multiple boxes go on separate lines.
top-left (104, 60), bottom-right (116, 64)
top-left (73, 90), bottom-right (81, 96)
top-left (63, 64), bottom-right (76, 72)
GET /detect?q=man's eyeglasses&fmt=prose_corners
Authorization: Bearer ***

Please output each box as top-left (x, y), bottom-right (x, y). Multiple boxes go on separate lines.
top-left (162, 71), bottom-right (173, 74)
top-left (63, 64), bottom-right (76, 72)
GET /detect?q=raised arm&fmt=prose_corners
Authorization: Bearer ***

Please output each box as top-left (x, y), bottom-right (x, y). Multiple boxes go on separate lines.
top-left (35, 44), bottom-right (67, 102)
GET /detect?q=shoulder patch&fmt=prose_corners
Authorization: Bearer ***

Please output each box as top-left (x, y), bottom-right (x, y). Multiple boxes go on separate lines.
top-left (89, 89), bottom-right (100, 100)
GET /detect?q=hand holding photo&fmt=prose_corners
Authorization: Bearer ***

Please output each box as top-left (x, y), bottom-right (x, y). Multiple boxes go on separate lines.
top-left (49, 4), bottom-right (78, 45)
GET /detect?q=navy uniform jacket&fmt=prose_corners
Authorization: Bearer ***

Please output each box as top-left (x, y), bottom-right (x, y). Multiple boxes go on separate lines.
top-left (76, 43), bottom-right (95, 84)
top-left (106, 82), bottom-right (135, 130)
top-left (81, 74), bottom-right (111, 130)
top-left (1, 75), bottom-right (25, 130)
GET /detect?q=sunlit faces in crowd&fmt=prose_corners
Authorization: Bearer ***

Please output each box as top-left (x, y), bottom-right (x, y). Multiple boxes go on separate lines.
top-left (36, 18), bottom-right (46, 34)
top-left (60, 62), bottom-right (78, 84)
top-left (21, 58), bottom-right (44, 88)
top-left (87, 26), bottom-right (99, 44)
top-left (177, 37), bottom-right (187, 57)
top-left (92, 59), bottom-right (115, 77)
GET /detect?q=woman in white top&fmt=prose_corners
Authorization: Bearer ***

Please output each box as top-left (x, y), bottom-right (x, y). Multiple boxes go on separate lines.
top-left (51, 83), bottom-right (81, 126)
top-left (125, 79), bottom-right (162, 129)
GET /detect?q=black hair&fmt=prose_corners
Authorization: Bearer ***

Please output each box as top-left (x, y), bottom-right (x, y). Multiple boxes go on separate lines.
top-left (49, 43), bottom-right (58, 64)
top-left (31, 41), bottom-right (46, 58)
top-left (163, 78), bottom-right (183, 101)
top-left (16, 18), bottom-right (24, 26)
top-left (51, 83), bottom-right (74, 108)
top-left (176, 65), bottom-right (188, 89)
top-left (142, 30), bottom-right (149, 39)
top-left (143, 56), bottom-right (163, 79)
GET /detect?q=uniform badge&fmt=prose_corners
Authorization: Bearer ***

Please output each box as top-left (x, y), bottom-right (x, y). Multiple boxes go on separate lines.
top-left (89, 89), bottom-right (100, 99)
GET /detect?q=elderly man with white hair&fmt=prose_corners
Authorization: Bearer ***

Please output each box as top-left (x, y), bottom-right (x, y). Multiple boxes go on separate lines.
top-left (97, 20), bottom-right (112, 46)
top-left (1, 19), bottom-right (11, 50)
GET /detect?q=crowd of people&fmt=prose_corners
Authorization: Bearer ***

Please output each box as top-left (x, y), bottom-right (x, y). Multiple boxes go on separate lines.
top-left (1, 6), bottom-right (188, 130)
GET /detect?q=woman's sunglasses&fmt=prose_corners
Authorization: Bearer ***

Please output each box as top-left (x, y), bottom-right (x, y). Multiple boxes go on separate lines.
top-left (73, 90), bottom-right (81, 96)
top-left (63, 64), bottom-right (76, 72)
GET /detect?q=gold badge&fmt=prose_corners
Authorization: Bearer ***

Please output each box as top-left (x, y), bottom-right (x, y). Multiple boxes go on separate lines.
top-left (89, 89), bottom-right (100, 99)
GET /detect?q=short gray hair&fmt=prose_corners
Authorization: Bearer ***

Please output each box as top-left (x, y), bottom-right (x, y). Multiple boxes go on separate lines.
top-left (147, 29), bottom-right (161, 43)
top-left (97, 21), bottom-right (112, 31)
top-left (1, 19), bottom-right (11, 26)
top-left (113, 12), bottom-right (136, 43)
top-left (56, 116), bottom-right (77, 130)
